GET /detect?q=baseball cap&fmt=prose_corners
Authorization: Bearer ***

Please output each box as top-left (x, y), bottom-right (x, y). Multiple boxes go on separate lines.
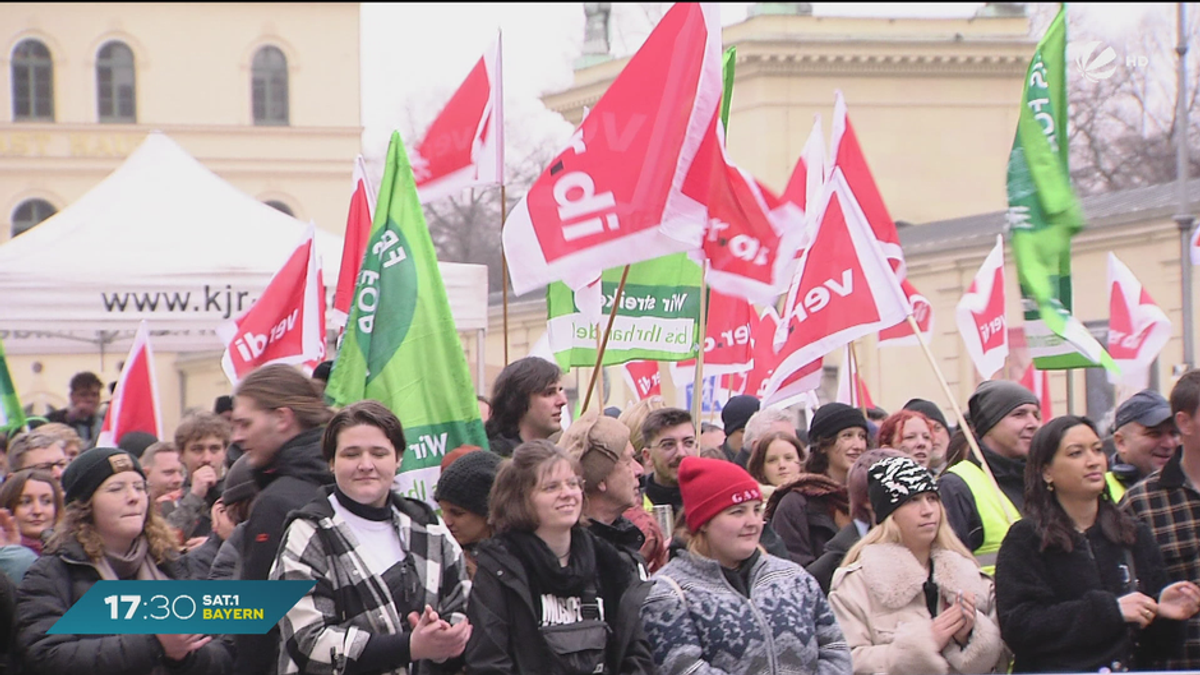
top-left (1114, 390), bottom-right (1173, 431)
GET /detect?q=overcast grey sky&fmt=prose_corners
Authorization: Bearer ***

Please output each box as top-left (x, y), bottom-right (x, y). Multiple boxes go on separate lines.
top-left (358, 2), bottom-right (1165, 170)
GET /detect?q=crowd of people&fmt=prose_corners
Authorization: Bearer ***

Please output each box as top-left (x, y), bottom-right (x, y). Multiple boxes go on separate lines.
top-left (4, 356), bottom-right (1200, 674)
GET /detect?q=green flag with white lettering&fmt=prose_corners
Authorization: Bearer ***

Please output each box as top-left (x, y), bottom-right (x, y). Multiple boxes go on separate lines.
top-left (1008, 5), bottom-right (1117, 373)
top-left (326, 131), bottom-right (487, 503)
top-left (0, 337), bottom-right (26, 434)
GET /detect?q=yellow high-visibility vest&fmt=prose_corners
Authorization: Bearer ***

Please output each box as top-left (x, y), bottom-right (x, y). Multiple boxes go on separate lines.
top-left (946, 461), bottom-right (1020, 575)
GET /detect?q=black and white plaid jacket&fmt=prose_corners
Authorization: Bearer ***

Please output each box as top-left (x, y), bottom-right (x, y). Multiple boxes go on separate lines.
top-left (270, 485), bottom-right (469, 675)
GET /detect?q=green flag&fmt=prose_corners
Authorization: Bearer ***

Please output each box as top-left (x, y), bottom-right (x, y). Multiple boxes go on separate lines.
top-left (721, 46), bottom-right (736, 131)
top-left (546, 253), bottom-right (703, 369)
top-left (326, 131), bottom-right (487, 503)
top-left (1008, 6), bottom-right (1117, 373)
top-left (0, 337), bottom-right (26, 434)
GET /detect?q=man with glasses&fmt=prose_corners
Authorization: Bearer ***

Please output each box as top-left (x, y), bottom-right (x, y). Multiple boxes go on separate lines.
top-left (7, 432), bottom-right (69, 485)
top-left (640, 408), bottom-right (698, 517)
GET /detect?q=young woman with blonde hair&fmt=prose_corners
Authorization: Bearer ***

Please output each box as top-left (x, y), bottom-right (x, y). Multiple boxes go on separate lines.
top-left (829, 456), bottom-right (1008, 674)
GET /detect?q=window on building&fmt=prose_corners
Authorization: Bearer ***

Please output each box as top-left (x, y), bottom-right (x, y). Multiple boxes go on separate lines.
top-left (264, 200), bottom-right (294, 216)
top-left (252, 46), bottom-right (289, 126)
top-left (97, 41), bottom-right (136, 123)
top-left (12, 39), bottom-right (54, 122)
top-left (11, 199), bottom-right (57, 238)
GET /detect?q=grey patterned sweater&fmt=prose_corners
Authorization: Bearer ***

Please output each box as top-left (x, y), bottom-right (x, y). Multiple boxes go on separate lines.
top-left (639, 550), bottom-right (852, 675)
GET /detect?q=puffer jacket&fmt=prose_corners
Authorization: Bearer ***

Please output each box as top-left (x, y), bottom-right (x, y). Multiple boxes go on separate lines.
top-left (828, 543), bottom-right (1009, 674)
top-left (639, 550), bottom-right (852, 675)
top-left (14, 539), bottom-right (232, 675)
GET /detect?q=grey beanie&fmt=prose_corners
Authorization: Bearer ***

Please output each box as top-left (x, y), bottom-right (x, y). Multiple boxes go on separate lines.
top-left (433, 450), bottom-right (503, 517)
top-left (968, 381), bottom-right (1039, 438)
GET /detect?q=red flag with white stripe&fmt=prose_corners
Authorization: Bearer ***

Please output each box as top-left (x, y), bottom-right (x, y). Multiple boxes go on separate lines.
top-left (829, 91), bottom-right (906, 280)
top-left (332, 156), bottom-right (375, 331)
top-left (835, 344), bottom-right (874, 409)
top-left (502, 3), bottom-right (722, 293)
top-left (878, 280), bottom-right (934, 348)
top-left (622, 361), bottom-right (662, 400)
top-left (671, 289), bottom-right (756, 384)
top-left (1108, 252), bottom-right (1171, 388)
top-left (413, 33), bottom-right (503, 204)
top-left (747, 306), bottom-right (823, 407)
top-left (98, 321), bottom-right (162, 447)
top-left (956, 235), bottom-right (1009, 379)
top-left (217, 224), bottom-right (326, 384)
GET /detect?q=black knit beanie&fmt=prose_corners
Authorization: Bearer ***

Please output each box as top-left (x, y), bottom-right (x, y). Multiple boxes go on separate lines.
top-left (809, 403), bottom-right (868, 443)
top-left (434, 450), bottom-right (503, 517)
top-left (968, 381), bottom-right (1038, 438)
top-left (63, 447), bottom-right (145, 505)
top-left (868, 455), bottom-right (938, 524)
top-left (903, 398), bottom-right (950, 431)
top-left (722, 395), bottom-right (761, 436)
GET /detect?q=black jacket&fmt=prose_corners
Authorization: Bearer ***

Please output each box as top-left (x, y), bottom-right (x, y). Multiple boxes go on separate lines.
top-left (180, 532), bottom-right (222, 581)
top-left (464, 529), bottom-right (655, 675)
top-left (995, 517), bottom-right (1185, 672)
top-left (588, 516), bottom-right (648, 575)
top-left (807, 522), bottom-right (861, 594)
top-left (768, 481), bottom-right (845, 567)
top-left (939, 445), bottom-right (1027, 552)
top-left (486, 432), bottom-right (521, 458)
top-left (14, 540), bottom-right (232, 675)
top-left (235, 426), bottom-right (332, 675)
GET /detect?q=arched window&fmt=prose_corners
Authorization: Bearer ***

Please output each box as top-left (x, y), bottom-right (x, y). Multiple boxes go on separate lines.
top-left (252, 46), bottom-right (289, 125)
top-left (97, 41), bottom-right (136, 123)
top-left (11, 39), bottom-right (54, 121)
top-left (11, 199), bottom-right (57, 237)
top-left (264, 200), bottom-right (294, 216)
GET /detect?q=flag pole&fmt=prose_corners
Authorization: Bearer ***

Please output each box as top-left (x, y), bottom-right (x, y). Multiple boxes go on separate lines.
top-left (849, 340), bottom-right (866, 416)
top-left (692, 263), bottom-right (710, 425)
top-left (907, 314), bottom-right (1018, 524)
top-left (581, 265), bottom-right (631, 413)
top-left (500, 183), bottom-right (510, 366)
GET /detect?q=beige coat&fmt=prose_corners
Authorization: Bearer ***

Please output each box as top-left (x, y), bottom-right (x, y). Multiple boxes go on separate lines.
top-left (828, 542), bottom-right (1010, 675)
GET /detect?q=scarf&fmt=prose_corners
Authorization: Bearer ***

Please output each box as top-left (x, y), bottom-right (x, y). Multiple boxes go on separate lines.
top-left (504, 527), bottom-right (596, 601)
top-left (333, 485), bottom-right (393, 521)
top-left (21, 534), bottom-right (43, 556)
top-left (93, 537), bottom-right (171, 581)
top-left (644, 474), bottom-right (684, 512)
top-left (764, 472), bottom-right (850, 521)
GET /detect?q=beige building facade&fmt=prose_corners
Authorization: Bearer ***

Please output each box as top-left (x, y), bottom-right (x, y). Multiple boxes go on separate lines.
top-left (488, 6), bottom-right (1200, 425)
top-left (0, 3), bottom-right (360, 432)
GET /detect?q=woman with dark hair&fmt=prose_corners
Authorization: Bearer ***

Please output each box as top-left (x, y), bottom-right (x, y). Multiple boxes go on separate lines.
top-left (995, 415), bottom-right (1200, 672)
top-left (465, 440), bottom-right (654, 675)
top-left (0, 469), bottom-right (63, 554)
top-left (15, 448), bottom-right (230, 675)
top-left (766, 403), bottom-right (866, 567)
top-left (271, 400), bottom-right (470, 675)
top-left (746, 431), bottom-right (804, 500)
top-left (876, 409), bottom-right (934, 468)
top-left (639, 456), bottom-right (852, 675)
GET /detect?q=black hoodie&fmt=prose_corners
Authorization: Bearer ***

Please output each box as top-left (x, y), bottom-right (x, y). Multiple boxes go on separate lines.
top-left (234, 426), bottom-right (332, 675)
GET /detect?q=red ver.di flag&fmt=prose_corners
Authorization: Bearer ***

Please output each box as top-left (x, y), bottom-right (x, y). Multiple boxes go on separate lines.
top-left (878, 280), bottom-right (933, 348)
top-left (1107, 252), bottom-right (1171, 388)
top-left (217, 223), bottom-right (326, 384)
top-left (413, 33), bottom-right (503, 204)
top-left (622, 361), bottom-right (662, 400)
top-left (332, 156), bottom-right (376, 330)
top-left (98, 321), bottom-right (162, 447)
top-left (955, 235), bottom-right (1009, 379)
top-left (502, 3), bottom-right (721, 293)
top-left (746, 307), bottom-right (823, 407)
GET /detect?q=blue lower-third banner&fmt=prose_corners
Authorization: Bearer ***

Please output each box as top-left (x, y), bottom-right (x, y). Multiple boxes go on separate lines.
top-left (48, 581), bottom-right (315, 635)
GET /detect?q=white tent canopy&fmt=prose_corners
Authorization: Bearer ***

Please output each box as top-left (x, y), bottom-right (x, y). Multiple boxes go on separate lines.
top-left (0, 132), bottom-right (488, 354)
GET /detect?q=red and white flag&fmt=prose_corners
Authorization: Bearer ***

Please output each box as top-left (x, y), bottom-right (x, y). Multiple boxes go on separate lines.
top-left (502, 3), bottom-right (721, 294)
top-left (878, 280), bottom-right (934, 348)
top-left (413, 33), bottom-right (503, 204)
top-left (767, 170), bottom-right (911, 386)
top-left (956, 235), bottom-right (1009, 379)
top-left (1190, 224), bottom-right (1200, 265)
top-left (622, 361), bottom-right (662, 400)
top-left (746, 307), bottom-right (823, 407)
top-left (332, 156), bottom-right (375, 331)
top-left (835, 344), bottom-right (874, 409)
top-left (829, 91), bottom-right (905, 280)
top-left (1020, 363), bottom-right (1052, 420)
top-left (98, 321), bottom-right (162, 447)
top-left (686, 112), bottom-right (806, 303)
top-left (1108, 252), bottom-right (1171, 388)
top-left (782, 115), bottom-right (827, 219)
top-left (670, 289), bottom-right (756, 385)
top-left (217, 224), bottom-right (326, 385)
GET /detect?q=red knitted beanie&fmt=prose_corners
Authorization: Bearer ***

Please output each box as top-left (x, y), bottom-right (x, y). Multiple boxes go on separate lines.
top-left (678, 456), bottom-right (762, 532)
